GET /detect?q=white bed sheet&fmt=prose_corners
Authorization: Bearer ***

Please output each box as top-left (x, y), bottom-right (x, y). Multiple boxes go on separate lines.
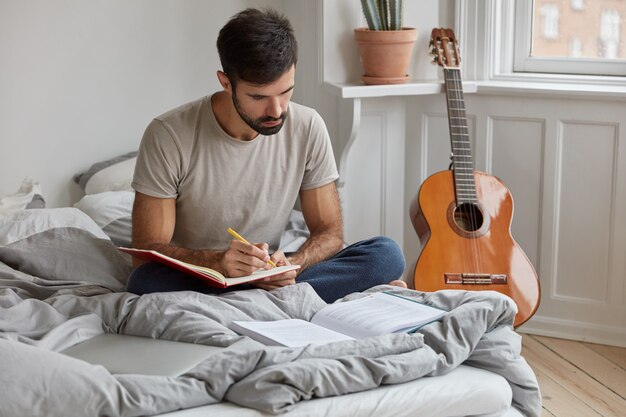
top-left (158, 365), bottom-right (514, 417)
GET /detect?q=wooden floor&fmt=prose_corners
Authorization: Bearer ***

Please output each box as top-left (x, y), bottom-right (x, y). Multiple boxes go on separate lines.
top-left (520, 334), bottom-right (626, 417)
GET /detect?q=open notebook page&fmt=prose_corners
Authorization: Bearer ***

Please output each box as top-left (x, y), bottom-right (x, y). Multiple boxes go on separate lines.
top-left (230, 319), bottom-right (354, 347)
top-left (310, 292), bottom-right (446, 339)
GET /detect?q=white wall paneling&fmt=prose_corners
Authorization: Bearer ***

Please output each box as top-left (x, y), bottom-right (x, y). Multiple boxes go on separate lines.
top-left (344, 110), bottom-right (385, 241)
top-left (555, 121), bottom-right (616, 303)
top-left (341, 99), bottom-right (406, 247)
top-left (489, 116), bottom-right (544, 269)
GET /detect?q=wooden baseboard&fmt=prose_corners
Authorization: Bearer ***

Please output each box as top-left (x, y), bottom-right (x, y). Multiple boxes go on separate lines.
top-left (518, 315), bottom-right (626, 348)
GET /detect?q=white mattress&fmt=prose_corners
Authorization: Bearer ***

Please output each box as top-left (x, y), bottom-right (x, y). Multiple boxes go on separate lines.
top-left (158, 365), bottom-right (516, 417)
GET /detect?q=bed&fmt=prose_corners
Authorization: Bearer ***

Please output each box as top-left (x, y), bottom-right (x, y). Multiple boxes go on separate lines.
top-left (0, 156), bottom-right (541, 417)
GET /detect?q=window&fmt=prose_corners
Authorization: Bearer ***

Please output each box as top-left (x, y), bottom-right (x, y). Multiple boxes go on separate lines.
top-left (600, 10), bottom-right (621, 59)
top-left (570, 0), bottom-right (584, 12)
top-left (540, 4), bottom-right (559, 40)
top-left (569, 38), bottom-right (583, 57)
top-left (512, 0), bottom-right (626, 76)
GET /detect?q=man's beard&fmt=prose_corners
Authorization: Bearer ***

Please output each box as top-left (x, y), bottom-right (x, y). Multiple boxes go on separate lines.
top-left (232, 92), bottom-right (287, 136)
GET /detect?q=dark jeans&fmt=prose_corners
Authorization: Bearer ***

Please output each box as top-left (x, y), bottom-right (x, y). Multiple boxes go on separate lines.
top-left (126, 236), bottom-right (405, 303)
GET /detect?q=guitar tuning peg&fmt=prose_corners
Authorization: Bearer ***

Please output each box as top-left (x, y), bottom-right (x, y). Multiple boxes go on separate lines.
top-left (430, 57), bottom-right (439, 65)
top-left (428, 39), bottom-right (434, 48)
top-left (430, 48), bottom-right (437, 56)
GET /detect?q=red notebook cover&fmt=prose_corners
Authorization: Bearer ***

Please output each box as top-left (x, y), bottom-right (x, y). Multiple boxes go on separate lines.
top-left (118, 247), bottom-right (300, 288)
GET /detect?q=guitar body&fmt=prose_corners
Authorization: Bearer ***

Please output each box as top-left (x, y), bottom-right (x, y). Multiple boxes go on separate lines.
top-left (410, 170), bottom-right (540, 328)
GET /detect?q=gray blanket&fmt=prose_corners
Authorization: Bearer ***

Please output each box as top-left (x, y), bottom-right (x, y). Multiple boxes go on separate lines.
top-left (0, 209), bottom-right (541, 417)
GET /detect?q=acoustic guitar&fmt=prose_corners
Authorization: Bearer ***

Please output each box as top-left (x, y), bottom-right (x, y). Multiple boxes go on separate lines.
top-left (410, 28), bottom-right (540, 327)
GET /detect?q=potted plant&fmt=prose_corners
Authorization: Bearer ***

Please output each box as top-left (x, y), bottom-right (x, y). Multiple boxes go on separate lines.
top-left (354, 0), bottom-right (417, 85)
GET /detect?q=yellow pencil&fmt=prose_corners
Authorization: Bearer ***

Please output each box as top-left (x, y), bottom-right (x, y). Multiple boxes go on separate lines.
top-left (227, 227), bottom-right (277, 268)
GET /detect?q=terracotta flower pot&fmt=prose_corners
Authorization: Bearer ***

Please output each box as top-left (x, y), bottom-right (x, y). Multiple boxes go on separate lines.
top-left (354, 27), bottom-right (418, 85)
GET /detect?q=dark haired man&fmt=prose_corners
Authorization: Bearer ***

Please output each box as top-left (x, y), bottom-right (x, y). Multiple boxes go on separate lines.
top-left (127, 8), bottom-right (406, 302)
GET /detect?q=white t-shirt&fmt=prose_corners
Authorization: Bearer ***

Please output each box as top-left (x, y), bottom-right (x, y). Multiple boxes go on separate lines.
top-left (132, 95), bottom-right (339, 251)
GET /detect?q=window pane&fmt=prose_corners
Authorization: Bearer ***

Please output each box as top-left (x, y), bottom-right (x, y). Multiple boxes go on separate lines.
top-left (532, 0), bottom-right (625, 59)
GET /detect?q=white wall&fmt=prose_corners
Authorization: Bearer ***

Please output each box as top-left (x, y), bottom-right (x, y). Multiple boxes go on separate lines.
top-left (0, 0), bottom-right (282, 207)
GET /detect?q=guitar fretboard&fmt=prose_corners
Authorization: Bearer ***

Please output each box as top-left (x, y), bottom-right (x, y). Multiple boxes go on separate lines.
top-left (443, 68), bottom-right (477, 204)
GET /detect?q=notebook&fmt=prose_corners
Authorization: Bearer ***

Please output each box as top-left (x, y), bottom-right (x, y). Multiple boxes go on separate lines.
top-left (118, 246), bottom-right (300, 288)
top-left (60, 333), bottom-right (222, 377)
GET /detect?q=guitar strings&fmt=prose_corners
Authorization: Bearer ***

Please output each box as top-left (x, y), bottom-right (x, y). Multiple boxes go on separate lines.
top-left (449, 70), bottom-right (465, 270)
top-left (447, 66), bottom-right (482, 276)
top-left (459, 70), bottom-right (482, 275)
top-left (456, 69), bottom-right (482, 275)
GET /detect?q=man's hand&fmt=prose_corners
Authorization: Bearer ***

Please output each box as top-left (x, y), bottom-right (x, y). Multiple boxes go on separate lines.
top-left (222, 240), bottom-right (274, 277)
top-left (252, 250), bottom-right (297, 290)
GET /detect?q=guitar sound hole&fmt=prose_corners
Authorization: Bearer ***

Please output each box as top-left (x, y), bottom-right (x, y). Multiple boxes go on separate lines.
top-left (453, 203), bottom-right (483, 232)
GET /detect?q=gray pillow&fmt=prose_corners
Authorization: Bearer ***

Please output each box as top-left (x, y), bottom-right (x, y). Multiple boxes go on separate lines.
top-left (26, 194), bottom-right (46, 209)
top-left (0, 208), bottom-right (131, 291)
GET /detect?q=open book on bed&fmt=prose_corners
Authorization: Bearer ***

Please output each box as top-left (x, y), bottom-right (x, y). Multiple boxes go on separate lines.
top-left (118, 247), bottom-right (300, 288)
top-left (231, 292), bottom-right (447, 347)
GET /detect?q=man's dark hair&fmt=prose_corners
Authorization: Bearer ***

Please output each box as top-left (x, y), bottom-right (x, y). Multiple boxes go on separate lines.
top-left (217, 8), bottom-right (298, 86)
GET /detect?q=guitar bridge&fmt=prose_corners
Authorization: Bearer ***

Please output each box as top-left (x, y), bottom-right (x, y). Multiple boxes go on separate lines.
top-left (444, 273), bottom-right (507, 285)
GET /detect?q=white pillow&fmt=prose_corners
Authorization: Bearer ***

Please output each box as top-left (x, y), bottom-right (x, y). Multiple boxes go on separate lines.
top-left (84, 157), bottom-right (136, 195)
top-left (73, 151), bottom-right (136, 195)
top-left (278, 209), bottom-right (309, 252)
top-left (74, 191), bottom-right (134, 247)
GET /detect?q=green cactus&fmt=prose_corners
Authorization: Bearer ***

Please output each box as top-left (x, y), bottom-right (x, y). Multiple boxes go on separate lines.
top-left (389, 0), bottom-right (402, 30)
top-left (360, 0), bottom-right (382, 30)
top-left (360, 0), bottom-right (403, 31)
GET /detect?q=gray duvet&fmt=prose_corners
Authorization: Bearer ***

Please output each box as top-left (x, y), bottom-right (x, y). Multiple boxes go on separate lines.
top-left (0, 209), bottom-right (541, 417)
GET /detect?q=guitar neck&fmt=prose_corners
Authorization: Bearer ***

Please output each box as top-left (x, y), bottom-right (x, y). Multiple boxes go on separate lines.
top-left (443, 68), bottom-right (477, 204)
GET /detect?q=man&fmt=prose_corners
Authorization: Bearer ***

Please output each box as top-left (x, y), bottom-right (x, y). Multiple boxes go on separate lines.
top-left (127, 8), bottom-right (406, 303)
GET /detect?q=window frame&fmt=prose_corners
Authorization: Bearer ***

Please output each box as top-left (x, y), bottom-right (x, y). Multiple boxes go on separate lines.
top-left (513, 0), bottom-right (626, 77)
top-left (456, 0), bottom-right (626, 84)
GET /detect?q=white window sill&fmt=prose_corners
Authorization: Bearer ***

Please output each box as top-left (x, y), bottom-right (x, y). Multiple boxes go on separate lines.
top-left (323, 78), bottom-right (626, 101)
top-left (476, 80), bottom-right (626, 101)
top-left (323, 80), bottom-right (478, 99)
